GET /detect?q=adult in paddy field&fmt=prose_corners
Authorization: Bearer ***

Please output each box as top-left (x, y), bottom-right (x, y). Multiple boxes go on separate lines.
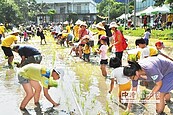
top-left (123, 56), bottom-right (173, 114)
top-left (109, 22), bottom-right (126, 65)
top-left (1, 30), bottom-right (19, 68)
top-left (18, 63), bottom-right (64, 110)
top-left (12, 44), bottom-right (42, 67)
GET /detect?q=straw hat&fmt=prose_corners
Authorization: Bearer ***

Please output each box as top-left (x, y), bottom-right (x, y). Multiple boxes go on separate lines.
top-left (63, 21), bottom-right (69, 25)
top-left (96, 22), bottom-right (105, 30)
top-left (82, 35), bottom-right (90, 40)
top-left (80, 22), bottom-right (87, 27)
top-left (109, 22), bottom-right (119, 28)
top-left (75, 19), bottom-right (82, 25)
top-left (9, 29), bottom-right (20, 35)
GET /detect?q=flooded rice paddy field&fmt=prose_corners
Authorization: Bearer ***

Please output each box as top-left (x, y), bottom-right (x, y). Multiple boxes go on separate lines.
top-left (0, 34), bottom-right (173, 115)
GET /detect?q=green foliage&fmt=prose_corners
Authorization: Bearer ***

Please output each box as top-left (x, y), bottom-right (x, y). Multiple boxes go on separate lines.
top-left (123, 28), bottom-right (173, 40)
top-left (97, 0), bottom-right (133, 20)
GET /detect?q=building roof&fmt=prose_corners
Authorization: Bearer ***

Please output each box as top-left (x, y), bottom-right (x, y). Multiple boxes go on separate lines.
top-left (36, 0), bottom-right (96, 4)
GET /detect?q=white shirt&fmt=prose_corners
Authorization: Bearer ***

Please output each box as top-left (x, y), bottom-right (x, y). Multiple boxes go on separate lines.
top-left (140, 47), bottom-right (150, 60)
top-left (143, 31), bottom-right (150, 39)
top-left (110, 67), bottom-right (130, 84)
top-left (99, 44), bottom-right (108, 60)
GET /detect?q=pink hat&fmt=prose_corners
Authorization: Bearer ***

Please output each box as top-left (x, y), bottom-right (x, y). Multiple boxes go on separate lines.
top-left (100, 35), bottom-right (107, 40)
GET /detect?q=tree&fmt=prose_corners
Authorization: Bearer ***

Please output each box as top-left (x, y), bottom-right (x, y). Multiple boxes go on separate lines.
top-left (97, 0), bottom-right (133, 21)
top-left (48, 9), bottom-right (56, 22)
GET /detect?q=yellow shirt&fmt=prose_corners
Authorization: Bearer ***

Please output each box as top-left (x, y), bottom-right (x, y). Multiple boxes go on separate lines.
top-left (73, 25), bottom-right (79, 38)
top-left (167, 14), bottom-right (173, 22)
top-left (83, 43), bottom-right (90, 54)
top-left (0, 26), bottom-right (5, 34)
top-left (136, 46), bottom-right (158, 60)
top-left (1, 35), bottom-right (18, 47)
top-left (18, 64), bottom-right (57, 88)
top-left (66, 25), bottom-right (71, 33)
top-left (98, 30), bottom-right (106, 36)
top-left (62, 33), bottom-right (69, 38)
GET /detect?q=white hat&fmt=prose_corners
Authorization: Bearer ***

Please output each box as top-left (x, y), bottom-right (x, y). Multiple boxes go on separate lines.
top-left (0, 23), bottom-right (4, 26)
top-left (109, 22), bottom-right (119, 28)
top-left (80, 22), bottom-right (87, 27)
top-left (63, 21), bottom-right (69, 25)
top-left (75, 19), bottom-right (82, 25)
top-left (9, 29), bottom-right (20, 35)
top-left (54, 68), bottom-right (64, 78)
top-left (96, 22), bottom-right (105, 30)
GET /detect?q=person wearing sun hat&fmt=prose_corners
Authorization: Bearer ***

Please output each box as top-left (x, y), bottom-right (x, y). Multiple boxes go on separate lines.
top-left (155, 41), bottom-right (173, 61)
top-left (17, 63), bottom-right (64, 111)
top-left (109, 22), bottom-right (125, 65)
top-left (94, 22), bottom-right (107, 48)
top-left (1, 29), bottom-right (19, 68)
top-left (78, 22), bottom-right (90, 58)
top-left (63, 21), bottom-right (71, 33)
top-left (73, 19), bottom-right (82, 42)
top-left (95, 35), bottom-right (109, 77)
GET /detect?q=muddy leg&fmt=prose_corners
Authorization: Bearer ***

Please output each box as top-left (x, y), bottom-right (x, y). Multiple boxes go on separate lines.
top-left (156, 93), bottom-right (166, 114)
top-left (30, 80), bottom-right (42, 104)
top-left (20, 83), bottom-right (34, 109)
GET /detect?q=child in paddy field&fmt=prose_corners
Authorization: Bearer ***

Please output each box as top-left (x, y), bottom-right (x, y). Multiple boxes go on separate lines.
top-left (108, 57), bottom-right (131, 102)
top-left (18, 63), bottom-right (64, 110)
top-left (95, 35), bottom-right (108, 77)
top-left (124, 57), bottom-right (173, 114)
top-left (143, 28), bottom-right (151, 45)
top-left (155, 41), bottom-right (173, 61)
top-left (83, 38), bottom-right (91, 62)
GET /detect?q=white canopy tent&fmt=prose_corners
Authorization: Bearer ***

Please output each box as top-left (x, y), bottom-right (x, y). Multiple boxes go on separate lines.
top-left (151, 4), bottom-right (170, 14)
top-left (116, 13), bottom-right (131, 19)
top-left (136, 6), bottom-right (155, 16)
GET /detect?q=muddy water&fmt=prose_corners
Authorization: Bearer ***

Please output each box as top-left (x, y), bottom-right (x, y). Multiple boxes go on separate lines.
top-left (0, 34), bottom-right (173, 115)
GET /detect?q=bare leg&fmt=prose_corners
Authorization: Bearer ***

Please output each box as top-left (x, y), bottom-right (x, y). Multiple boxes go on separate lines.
top-left (20, 83), bottom-right (34, 109)
top-left (100, 64), bottom-right (107, 77)
top-left (29, 80), bottom-right (42, 104)
top-left (8, 56), bottom-right (14, 66)
top-left (164, 93), bottom-right (171, 101)
top-left (156, 92), bottom-right (166, 113)
top-left (78, 45), bottom-right (83, 58)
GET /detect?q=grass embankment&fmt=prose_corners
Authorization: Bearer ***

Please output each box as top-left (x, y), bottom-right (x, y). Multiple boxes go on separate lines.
top-left (123, 27), bottom-right (173, 40)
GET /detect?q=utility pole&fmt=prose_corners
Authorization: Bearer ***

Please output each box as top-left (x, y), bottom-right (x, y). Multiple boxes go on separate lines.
top-left (133, 0), bottom-right (136, 30)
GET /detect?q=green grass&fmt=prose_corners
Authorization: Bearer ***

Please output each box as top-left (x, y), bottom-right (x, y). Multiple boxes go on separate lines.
top-left (123, 27), bottom-right (173, 40)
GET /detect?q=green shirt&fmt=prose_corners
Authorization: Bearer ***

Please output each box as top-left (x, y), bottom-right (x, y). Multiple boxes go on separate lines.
top-left (18, 64), bottom-right (57, 88)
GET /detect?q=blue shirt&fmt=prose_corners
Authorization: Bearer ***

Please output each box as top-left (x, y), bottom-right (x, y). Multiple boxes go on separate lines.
top-left (18, 46), bottom-right (41, 58)
top-left (132, 56), bottom-right (173, 87)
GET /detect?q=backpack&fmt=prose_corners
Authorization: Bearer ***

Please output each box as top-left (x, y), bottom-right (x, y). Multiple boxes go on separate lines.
top-left (122, 37), bottom-right (128, 50)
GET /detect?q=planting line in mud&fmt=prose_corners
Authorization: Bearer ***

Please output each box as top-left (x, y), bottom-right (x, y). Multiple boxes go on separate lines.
top-left (66, 78), bottom-right (84, 115)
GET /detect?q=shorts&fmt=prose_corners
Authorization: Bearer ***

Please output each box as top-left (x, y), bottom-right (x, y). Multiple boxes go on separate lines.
top-left (1, 46), bottom-right (13, 57)
top-left (18, 75), bottom-right (29, 84)
top-left (100, 59), bottom-right (108, 65)
top-left (67, 34), bottom-right (73, 41)
top-left (159, 72), bottom-right (173, 93)
top-left (119, 81), bottom-right (131, 97)
top-left (20, 55), bottom-right (42, 67)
